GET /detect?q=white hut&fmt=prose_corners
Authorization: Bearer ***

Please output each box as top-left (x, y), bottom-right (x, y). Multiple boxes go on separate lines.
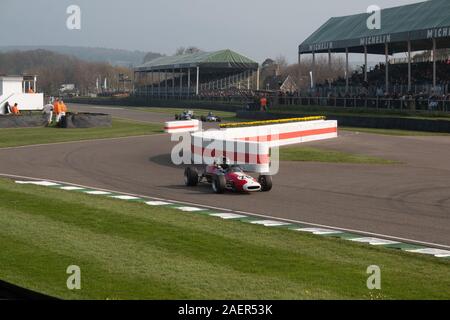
top-left (0, 75), bottom-right (44, 114)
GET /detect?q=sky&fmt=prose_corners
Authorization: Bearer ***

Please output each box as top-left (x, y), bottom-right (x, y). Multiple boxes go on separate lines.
top-left (0, 0), bottom-right (424, 64)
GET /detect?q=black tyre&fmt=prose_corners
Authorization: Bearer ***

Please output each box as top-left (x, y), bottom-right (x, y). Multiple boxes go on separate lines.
top-left (217, 117), bottom-right (222, 122)
top-left (200, 116), bottom-right (206, 122)
top-left (212, 175), bottom-right (226, 194)
top-left (258, 175), bottom-right (273, 192)
top-left (184, 167), bottom-right (199, 186)
top-left (175, 114), bottom-right (179, 120)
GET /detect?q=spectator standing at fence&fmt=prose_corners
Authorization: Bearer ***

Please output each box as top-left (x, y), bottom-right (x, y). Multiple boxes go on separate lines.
top-left (260, 95), bottom-right (268, 112)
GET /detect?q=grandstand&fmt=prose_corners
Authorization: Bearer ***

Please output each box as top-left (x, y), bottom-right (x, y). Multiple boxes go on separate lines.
top-left (134, 49), bottom-right (260, 98)
top-left (299, 0), bottom-right (450, 95)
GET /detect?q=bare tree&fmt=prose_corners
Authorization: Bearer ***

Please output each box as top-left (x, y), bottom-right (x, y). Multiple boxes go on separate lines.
top-left (175, 46), bottom-right (202, 56)
top-left (275, 55), bottom-right (288, 70)
top-left (185, 46), bottom-right (202, 54)
top-left (175, 47), bottom-right (186, 56)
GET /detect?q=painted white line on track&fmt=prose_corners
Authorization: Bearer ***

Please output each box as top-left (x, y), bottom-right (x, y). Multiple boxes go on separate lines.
top-left (175, 207), bottom-right (207, 212)
top-left (15, 180), bottom-right (60, 187)
top-left (210, 213), bottom-right (248, 220)
top-left (60, 186), bottom-right (85, 191)
top-left (3, 172), bottom-right (450, 251)
top-left (84, 191), bottom-right (111, 195)
top-left (349, 237), bottom-right (400, 246)
top-left (145, 201), bottom-right (172, 206)
top-left (406, 248), bottom-right (450, 258)
top-left (250, 220), bottom-right (291, 227)
top-left (295, 228), bottom-right (343, 235)
top-left (110, 195), bottom-right (141, 200)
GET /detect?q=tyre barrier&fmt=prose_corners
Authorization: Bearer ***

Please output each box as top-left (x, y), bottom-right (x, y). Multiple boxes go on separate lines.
top-left (60, 112), bottom-right (112, 128)
top-left (0, 114), bottom-right (47, 128)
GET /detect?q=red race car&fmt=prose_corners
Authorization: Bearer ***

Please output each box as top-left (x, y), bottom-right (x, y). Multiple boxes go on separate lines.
top-left (184, 157), bottom-right (272, 194)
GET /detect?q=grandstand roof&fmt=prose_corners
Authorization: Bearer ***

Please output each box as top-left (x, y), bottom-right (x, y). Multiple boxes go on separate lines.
top-left (299, 0), bottom-right (450, 55)
top-left (135, 49), bottom-right (258, 72)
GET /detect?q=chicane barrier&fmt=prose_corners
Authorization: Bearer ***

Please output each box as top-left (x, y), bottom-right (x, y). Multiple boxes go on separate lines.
top-left (189, 119), bottom-right (338, 173)
top-left (164, 119), bottom-right (200, 134)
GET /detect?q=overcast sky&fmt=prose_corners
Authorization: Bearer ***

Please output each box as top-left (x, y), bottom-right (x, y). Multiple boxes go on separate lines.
top-left (0, 0), bottom-right (423, 63)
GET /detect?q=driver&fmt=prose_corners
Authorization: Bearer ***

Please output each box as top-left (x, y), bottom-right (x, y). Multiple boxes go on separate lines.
top-left (214, 157), bottom-right (231, 172)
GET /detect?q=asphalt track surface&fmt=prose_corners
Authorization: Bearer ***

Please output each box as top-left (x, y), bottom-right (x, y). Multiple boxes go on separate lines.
top-left (1, 104), bottom-right (449, 247)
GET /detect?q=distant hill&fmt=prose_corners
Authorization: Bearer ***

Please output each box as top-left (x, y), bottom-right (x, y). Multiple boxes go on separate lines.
top-left (0, 46), bottom-right (162, 67)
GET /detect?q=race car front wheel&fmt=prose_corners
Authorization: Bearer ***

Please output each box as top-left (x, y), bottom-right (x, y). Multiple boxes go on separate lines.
top-left (184, 167), bottom-right (199, 186)
top-left (258, 175), bottom-right (273, 192)
top-left (212, 175), bottom-right (226, 194)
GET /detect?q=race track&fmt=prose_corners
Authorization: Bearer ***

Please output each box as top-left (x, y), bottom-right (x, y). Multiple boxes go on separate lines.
top-left (1, 104), bottom-right (449, 247)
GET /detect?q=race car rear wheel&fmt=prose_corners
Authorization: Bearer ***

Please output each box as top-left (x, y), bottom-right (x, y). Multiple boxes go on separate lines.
top-left (258, 175), bottom-right (272, 192)
top-left (200, 116), bottom-right (206, 122)
top-left (212, 175), bottom-right (226, 194)
top-left (184, 167), bottom-right (199, 186)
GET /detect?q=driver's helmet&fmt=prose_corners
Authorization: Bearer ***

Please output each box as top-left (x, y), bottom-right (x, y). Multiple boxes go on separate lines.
top-left (208, 111), bottom-right (213, 116)
top-left (218, 157), bottom-right (231, 170)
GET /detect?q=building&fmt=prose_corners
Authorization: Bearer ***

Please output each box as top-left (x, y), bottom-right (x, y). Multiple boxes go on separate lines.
top-left (298, 0), bottom-right (450, 93)
top-left (134, 49), bottom-right (260, 98)
top-left (0, 75), bottom-right (44, 114)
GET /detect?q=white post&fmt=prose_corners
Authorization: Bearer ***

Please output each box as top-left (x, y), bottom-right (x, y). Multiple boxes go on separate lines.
top-left (408, 40), bottom-right (412, 92)
top-left (165, 71), bottom-right (168, 98)
top-left (433, 38), bottom-right (437, 89)
top-left (179, 69), bottom-right (183, 97)
top-left (345, 48), bottom-right (349, 93)
top-left (364, 46), bottom-right (368, 82)
top-left (195, 67), bottom-right (200, 96)
top-left (187, 68), bottom-right (191, 97)
top-left (151, 72), bottom-right (154, 96)
top-left (385, 43), bottom-right (389, 94)
top-left (298, 53), bottom-right (302, 92)
top-left (313, 51), bottom-right (316, 90)
top-left (172, 68), bottom-right (175, 97)
top-left (158, 72), bottom-right (161, 98)
top-left (256, 67), bottom-right (260, 91)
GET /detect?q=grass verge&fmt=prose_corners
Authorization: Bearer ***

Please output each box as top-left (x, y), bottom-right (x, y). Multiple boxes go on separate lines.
top-left (0, 178), bottom-right (448, 299)
top-left (280, 147), bottom-right (398, 164)
top-left (0, 119), bottom-right (163, 148)
top-left (340, 127), bottom-right (450, 136)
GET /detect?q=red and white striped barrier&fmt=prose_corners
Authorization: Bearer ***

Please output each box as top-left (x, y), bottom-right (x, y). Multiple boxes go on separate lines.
top-left (187, 119), bottom-right (337, 173)
top-left (164, 120), bottom-right (200, 134)
top-left (225, 120), bottom-right (338, 147)
top-left (191, 131), bottom-right (271, 173)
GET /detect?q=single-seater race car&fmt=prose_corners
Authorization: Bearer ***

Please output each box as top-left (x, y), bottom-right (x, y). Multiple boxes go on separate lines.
top-left (184, 157), bottom-right (272, 194)
top-left (175, 110), bottom-right (196, 120)
top-left (200, 112), bottom-right (221, 122)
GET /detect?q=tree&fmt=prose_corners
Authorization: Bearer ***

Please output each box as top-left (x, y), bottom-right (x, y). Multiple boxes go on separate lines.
top-left (175, 47), bottom-right (186, 56)
top-left (174, 46), bottom-right (202, 56)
